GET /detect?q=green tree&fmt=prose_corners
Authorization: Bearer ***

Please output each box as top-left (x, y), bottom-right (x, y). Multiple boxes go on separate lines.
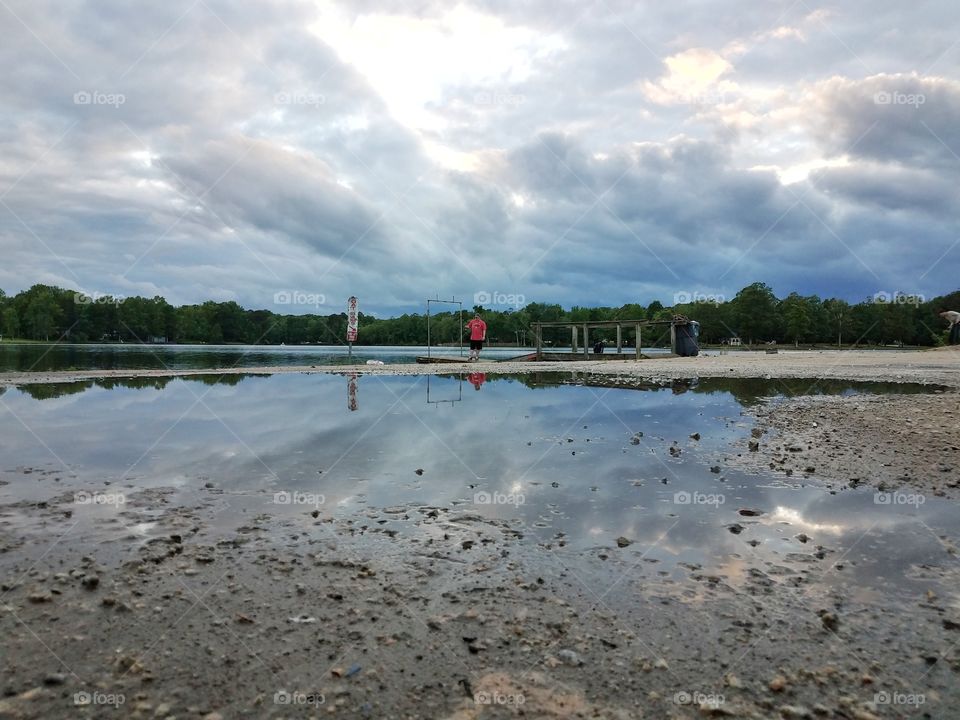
top-left (731, 282), bottom-right (778, 345)
top-left (2, 306), bottom-right (20, 338)
top-left (781, 293), bottom-right (813, 347)
top-left (21, 286), bottom-right (63, 340)
top-left (822, 298), bottom-right (851, 347)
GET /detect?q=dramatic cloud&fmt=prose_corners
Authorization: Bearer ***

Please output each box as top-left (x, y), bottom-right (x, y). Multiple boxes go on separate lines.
top-left (1, 0), bottom-right (958, 315)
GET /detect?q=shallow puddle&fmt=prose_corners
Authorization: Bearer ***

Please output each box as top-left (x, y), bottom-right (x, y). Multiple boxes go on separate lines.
top-left (1, 373), bottom-right (954, 609)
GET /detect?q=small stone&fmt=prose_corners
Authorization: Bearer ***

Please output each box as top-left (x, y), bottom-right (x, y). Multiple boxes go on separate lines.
top-left (43, 673), bottom-right (66, 686)
top-left (81, 575), bottom-right (99, 590)
top-left (819, 610), bottom-right (839, 631)
top-left (769, 675), bottom-right (787, 692)
top-left (699, 701), bottom-right (734, 716)
top-left (724, 673), bottom-right (743, 688)
top-left (616, 536), bottom-right (632, 548)
top-left (415, 469), bottom-right (424, 475)
top-left (557, 649), bottom-right (582, 666)
top-left (779, 706), bottom-right (812, 719)
top-left (748, 440), bottom-right (760, 452)
top-left (690, 433), bottom-right (701, 441)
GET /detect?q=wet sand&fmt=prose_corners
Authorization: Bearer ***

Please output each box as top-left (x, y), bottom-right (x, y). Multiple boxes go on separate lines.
top-left (3, 490), bottom-right (959, 719)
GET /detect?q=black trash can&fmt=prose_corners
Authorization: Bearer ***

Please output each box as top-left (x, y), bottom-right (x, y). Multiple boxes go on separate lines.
top-left (675, 321), bottom-right (700, 357)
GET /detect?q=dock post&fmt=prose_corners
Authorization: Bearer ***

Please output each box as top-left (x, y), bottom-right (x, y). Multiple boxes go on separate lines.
top-left (635, 324), bottom-right (641, 360)
top-left (571, 326), bottom-right (578, 354)
top-left (616, 325), bottom-right (622, 354)
top-left (583, 324), bottom-right (589, 357)
top-left (535, 323), bottom-right (542, 360)
top-left (670, 323), bottom-right (677, 354)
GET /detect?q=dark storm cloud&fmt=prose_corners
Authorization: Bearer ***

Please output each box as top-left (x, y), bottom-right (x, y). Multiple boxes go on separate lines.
top-left (161, 137), bottom-right (384, 260)
top-left (811, 73), bottom-right (960, 170)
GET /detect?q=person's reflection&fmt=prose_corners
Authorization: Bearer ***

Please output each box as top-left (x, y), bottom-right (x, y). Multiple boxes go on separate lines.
top-left (468, 372), bottom-right (486, 391)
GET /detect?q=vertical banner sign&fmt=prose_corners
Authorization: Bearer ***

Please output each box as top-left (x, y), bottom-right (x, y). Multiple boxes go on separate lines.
top-left (347, 296), bottom-right (359, 343)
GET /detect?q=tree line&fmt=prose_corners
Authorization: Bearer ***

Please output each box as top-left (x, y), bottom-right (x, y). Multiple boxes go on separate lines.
top-left (1, 282), bottom-right (957, 347)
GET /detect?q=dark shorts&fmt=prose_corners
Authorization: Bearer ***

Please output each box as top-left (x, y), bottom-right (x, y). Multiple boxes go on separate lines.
top-left (470, 339), bottom-right (484, 350)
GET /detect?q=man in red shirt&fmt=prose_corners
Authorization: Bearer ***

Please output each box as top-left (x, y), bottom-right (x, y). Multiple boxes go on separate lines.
top-left (466, 312), bottom-right (487, 361)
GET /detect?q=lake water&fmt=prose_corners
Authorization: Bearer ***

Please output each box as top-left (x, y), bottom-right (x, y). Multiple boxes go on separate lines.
top-left (1, 372), bottom-right (953, 603)
top-left (0, 343), bottom-right (680, 373)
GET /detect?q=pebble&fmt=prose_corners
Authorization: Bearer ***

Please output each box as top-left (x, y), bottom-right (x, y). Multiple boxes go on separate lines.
top-left (81, 575), bottom-right (99, 590)
top-left (819, 611), bottom-right (839, 631)
top-left (724, 673), bottom-right (742, 688)
top-left (558, 649), bottom-right (583, 666)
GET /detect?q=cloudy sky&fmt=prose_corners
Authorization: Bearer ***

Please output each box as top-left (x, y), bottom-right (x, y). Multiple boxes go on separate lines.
top-left (1, 0), bottom-right (958, 316)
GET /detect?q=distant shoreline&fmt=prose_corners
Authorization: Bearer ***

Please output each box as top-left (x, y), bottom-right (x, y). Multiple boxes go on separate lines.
top-left (2, 348), bottom-right (957, 388)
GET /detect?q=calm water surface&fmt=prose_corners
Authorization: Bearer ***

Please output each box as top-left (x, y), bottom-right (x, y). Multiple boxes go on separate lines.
top-left (0, 343), bottom-right (678, 372)
top-left (1, 373), bottom-right (953, 604)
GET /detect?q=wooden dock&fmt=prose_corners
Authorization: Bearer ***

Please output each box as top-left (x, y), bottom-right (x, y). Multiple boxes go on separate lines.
top-left (532, 316), bottom-right (698, 359)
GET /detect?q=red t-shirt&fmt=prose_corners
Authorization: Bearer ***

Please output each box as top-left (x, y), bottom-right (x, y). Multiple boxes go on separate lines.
top-left (467, 318), bottom-right (487, 341)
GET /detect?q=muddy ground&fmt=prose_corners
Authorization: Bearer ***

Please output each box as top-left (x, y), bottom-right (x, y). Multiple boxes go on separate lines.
top-left (724, 390), bottom-right (960, 500)
top-left (1, 483), bottom-right (958, 719)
